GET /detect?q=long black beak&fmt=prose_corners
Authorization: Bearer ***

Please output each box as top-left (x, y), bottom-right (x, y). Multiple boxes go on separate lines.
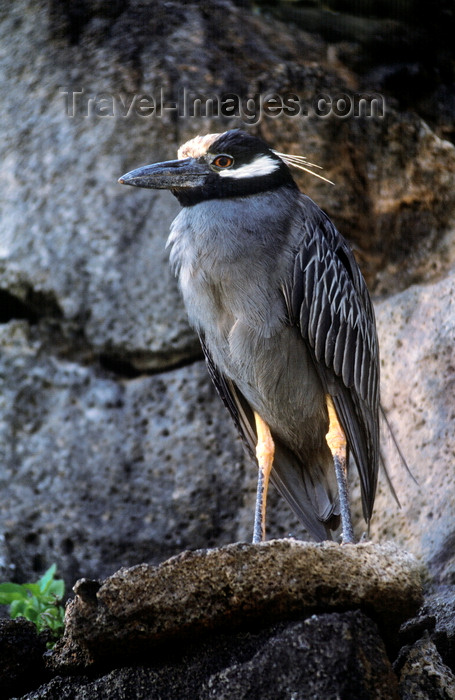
top-left (118, 157), bottom-right (208, 190)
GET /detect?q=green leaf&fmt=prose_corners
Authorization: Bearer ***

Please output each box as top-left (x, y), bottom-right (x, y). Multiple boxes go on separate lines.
top-left (11, 603), bottom-right (39, 623)
top-left (23, 583), bottom-right (41, 597)
top-left (0, 582), bottom-right (28, 604)
top-left (38, 564), bottom-right (57, 594)
top-left (0, 582), bottom-right (27, 595)
top-left (29, 596), bottom-right (45, 613)
top-left (40, 608), bottom-right (64, 630)
top-left (0, 564), bottom-right (65, 641)
top-left (47, 580), bottom-right (65, 600)
top-left (10, 599), bottom-right (28, 617)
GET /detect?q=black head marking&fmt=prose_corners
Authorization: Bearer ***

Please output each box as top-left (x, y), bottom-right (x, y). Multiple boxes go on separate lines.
top-left (174, 130), bottom-right (297, 206)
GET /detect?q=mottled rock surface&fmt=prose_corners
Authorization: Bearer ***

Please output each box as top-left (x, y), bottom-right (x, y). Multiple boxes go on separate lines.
top-left (398, 634), bottom-right (455, 700)
top-left (400, 586), bottom-right (455, 672)
top-left (371, 269), bottom-right (455, 582)
top-left (0, 322), bottom-right (257, 586)
top-left (49, 540), bottom-right (423, 671)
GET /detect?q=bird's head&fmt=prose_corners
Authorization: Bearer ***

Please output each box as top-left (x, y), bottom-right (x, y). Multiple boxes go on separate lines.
top-left (118, 130), bottom-right (331, 206)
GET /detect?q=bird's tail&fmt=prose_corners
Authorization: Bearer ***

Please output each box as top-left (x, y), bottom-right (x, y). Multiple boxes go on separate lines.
top-left (270, 439), bottom-right (341, 541)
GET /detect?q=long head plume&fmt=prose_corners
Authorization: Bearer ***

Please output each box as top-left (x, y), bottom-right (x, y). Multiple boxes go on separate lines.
top-left (272, 150), bottom-right (335, 186)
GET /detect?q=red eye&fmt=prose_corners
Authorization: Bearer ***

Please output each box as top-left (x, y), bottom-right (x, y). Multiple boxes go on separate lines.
top-left (213, 155), bottom-right (233, 168)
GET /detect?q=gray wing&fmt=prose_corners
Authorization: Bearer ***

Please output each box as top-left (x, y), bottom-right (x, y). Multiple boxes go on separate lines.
top-left (200, 333), bottom-right (256, 461)
top-left (282, 195), bottom-right (380, 522)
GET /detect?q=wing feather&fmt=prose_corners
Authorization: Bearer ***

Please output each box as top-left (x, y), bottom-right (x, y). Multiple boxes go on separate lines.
top-left (285, 195), bottom-right (380, 522)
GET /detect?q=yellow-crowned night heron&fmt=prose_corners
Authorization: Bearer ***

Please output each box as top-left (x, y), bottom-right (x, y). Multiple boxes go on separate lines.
top-left (119, 130), bottom-right (379, 544)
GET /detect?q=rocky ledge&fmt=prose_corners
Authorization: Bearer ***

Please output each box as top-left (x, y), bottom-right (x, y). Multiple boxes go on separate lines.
top-left (50, 540), bottom-right (422, 672)
top-left (6, 539), bottom-right (455, 699)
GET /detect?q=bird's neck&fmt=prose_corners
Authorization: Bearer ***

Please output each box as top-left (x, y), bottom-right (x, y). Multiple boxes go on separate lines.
top-left (172, 176), bottom-right (298, 207)
top-left (168, 186), bottom-right (300, 273)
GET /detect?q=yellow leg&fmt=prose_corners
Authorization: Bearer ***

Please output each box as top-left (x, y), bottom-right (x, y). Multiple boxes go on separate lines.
top-left (252, 411), bottom-right (275, 544)
top-left (326, 395), bottom-right (355, 543)
top-left (326, 396), bottom-right (346, 456)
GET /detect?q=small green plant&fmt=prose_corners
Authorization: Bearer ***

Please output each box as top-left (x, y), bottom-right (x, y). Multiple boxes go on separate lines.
top-left (0, 563), bottom-right (65, 645)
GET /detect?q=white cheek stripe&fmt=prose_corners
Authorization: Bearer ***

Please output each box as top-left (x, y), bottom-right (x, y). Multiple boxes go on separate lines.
top-left (218, 154), bottom-right (280, 179)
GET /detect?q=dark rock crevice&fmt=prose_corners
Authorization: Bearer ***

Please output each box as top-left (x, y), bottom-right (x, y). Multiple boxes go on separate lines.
top-left (0, 289), bottom-right (62, 326)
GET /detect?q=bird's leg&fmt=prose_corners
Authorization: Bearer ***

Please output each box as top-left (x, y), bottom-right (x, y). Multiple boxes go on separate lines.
top-left (325, 396), bottom-right (355, 544)
top-left (252, 411), bottom-right (275, 544)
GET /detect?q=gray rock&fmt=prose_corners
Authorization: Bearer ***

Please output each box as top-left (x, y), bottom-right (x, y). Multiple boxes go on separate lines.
top-left (401, 586), bottom-right (455, 672)
top-left (398, 634), bottom-right (455, 700)
top-left (0, 321), bottom-right (257, 588)
top-left (199, 612), bottom-right (400, 700)
top-left (0, 533), bottom-right (14, 583)
top-left (0, 0), bottom-right (197, 371)
top-left (49, 540), bottom-right (422, 672)
top-left (370, 269), bottom-right (455, 583)
top-left (21, 612), bottom-right (399, 700)
top-left (424, 588), bottom-right (455, 672)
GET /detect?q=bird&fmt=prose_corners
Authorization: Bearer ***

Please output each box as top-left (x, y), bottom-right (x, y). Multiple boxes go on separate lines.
top-left (119, 129), bottom-right (380, 545)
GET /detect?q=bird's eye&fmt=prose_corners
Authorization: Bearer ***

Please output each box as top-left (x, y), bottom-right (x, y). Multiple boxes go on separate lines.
top-left (213, 155), bottom-right (234, 168)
